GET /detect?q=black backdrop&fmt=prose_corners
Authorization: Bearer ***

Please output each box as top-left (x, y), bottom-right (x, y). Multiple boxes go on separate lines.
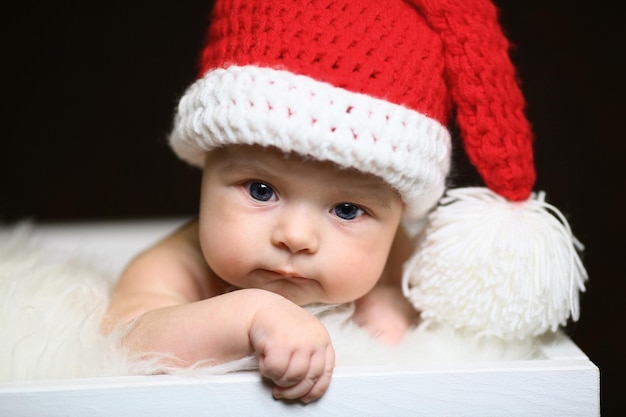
top-left (4, 1), bottom-right (624, 414)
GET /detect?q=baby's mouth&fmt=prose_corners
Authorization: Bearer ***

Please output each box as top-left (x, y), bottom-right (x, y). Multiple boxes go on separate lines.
top-left (263, 269), bottom-right (308, 280)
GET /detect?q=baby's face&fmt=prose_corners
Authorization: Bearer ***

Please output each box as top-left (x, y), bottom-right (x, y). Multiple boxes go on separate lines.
top-left (198, 145), bottom-right (404, 305)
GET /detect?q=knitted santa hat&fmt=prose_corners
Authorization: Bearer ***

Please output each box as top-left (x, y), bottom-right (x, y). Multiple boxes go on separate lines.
top-left (169, 0), bottom-right (587, 340)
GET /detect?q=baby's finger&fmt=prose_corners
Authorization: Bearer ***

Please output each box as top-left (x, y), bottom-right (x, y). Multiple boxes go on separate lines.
top-left (261, 348), bottom-right (317, 391)
top-left (274, 345), bottom-right (335, 402)
top-left (258, 347), bottom-right (293, 382)
top-left (300, 345), bottom-right (335, 403)
top-left (269, 349), bottom-right (311, 389)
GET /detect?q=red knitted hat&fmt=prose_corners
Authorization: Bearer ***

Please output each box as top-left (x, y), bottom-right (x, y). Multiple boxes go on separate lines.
top-left (169, 0), bottom-right (587, 340)
top-left (170, 0), bottom-right (536, 219)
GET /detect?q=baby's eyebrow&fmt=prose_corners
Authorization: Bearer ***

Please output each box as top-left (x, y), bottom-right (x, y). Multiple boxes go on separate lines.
top-left (332, 179), bottom-right (395, 210)
top-left (218, 161), bottom-right (275, 177)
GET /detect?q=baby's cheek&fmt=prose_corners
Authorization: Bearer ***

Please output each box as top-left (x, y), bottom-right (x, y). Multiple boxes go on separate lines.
top-left (334, 251), bottom-right (386, 299)
top-left (200, 223), bottom-right (240, 273)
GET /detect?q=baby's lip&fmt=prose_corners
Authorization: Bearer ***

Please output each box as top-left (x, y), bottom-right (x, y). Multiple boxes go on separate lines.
top-left (265, 269), bottom-right (308, 280)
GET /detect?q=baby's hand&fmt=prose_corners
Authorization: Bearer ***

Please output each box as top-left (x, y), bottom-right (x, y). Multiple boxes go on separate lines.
top-left (249, 296), bottom-right (335, 403)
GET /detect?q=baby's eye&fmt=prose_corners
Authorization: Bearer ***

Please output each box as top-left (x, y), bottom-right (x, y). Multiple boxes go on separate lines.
top-left (246, 181), bottom-right (276, 202)
top-left (332, 203), bottom-right (364, 220)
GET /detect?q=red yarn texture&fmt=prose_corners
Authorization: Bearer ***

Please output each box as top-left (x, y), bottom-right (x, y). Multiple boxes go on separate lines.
top-left (201, 0), bottom-right (450, 124)
top-left (412, 0), bottom-right (535, 200)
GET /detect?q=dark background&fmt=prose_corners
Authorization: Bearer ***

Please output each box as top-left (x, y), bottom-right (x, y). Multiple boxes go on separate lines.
top-left (4, 1), bottom-right (624, 415)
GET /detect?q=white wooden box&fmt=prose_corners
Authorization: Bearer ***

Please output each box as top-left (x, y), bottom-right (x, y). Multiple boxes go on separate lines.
top-left (0, 219), bottom-right (600, 416)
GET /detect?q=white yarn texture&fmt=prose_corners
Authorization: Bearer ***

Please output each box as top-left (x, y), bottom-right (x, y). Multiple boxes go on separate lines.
top-left (169, 65), bottom-right (451, 219)
top-left (402, 187), bottom-right (588, 340)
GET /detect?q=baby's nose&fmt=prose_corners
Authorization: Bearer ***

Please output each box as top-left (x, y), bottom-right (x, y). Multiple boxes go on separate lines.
top-left (271, 205), bottom-right (320, 254)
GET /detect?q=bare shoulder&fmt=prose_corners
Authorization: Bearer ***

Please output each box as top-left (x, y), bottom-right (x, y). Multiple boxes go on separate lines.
top-left (103, 219), bottom-right (220, 333)
top-left (119, 219), bottom-right (216, 300)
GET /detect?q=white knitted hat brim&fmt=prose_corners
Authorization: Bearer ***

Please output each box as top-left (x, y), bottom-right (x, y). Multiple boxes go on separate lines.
top-left (169, 65), bottom-right (451, 219)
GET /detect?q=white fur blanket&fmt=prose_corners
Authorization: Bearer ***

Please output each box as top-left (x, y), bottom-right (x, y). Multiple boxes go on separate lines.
top-left (0, 222), bottom-right (541, 383)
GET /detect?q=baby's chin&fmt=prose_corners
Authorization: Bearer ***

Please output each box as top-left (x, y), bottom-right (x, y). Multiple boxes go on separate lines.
top-left (226, 277), bottom-right (363, 306)
top-left (262, 288), bottom-right (344, 307)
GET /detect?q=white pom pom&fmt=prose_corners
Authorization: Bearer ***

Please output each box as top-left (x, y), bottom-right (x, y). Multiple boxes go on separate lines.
top-left (402, 187), bottom-right (588, 340)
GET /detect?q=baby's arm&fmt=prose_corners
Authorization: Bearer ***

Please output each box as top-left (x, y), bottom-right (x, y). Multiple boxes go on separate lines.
top-left (102, 220), bottom-right (334, 403)
top-left (352, 225), bottom-right (419, 344)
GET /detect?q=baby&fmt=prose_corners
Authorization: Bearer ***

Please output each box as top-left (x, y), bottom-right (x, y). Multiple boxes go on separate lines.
top-left (102, 0), bottom-right (587, 405)
top-left (103, 144), bottom-right (416, 403)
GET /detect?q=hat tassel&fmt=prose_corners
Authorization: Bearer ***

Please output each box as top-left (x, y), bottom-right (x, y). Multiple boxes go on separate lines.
top-left (402, 187), bottom-right (588, 340)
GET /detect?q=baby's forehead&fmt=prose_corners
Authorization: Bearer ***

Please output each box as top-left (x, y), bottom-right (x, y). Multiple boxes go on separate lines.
top-left (208, 144), bottom-right (399, 193)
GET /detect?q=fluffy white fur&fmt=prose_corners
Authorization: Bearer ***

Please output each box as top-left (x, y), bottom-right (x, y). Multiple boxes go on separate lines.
top-left (1, 229), bottom-right (541, 383)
